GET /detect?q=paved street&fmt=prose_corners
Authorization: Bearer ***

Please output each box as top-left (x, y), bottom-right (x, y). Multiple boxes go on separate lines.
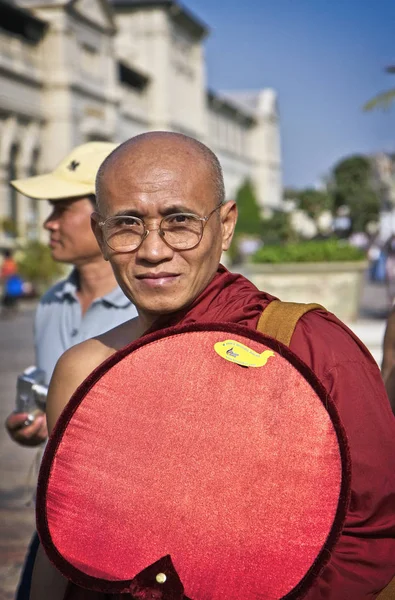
top-left (0, 307), bottom-right (37, 600)
top-left (0, 280), bottom-right (390, 599)
top-left (347, 278), bottom-right (389, 366)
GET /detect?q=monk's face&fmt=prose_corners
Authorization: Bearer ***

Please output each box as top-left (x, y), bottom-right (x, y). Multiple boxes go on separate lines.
top-left (93, 139), bottom-right (236, 319)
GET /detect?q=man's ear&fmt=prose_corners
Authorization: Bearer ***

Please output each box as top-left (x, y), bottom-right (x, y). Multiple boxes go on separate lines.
top-left (220, 201), bottom-right (238, 251)
top-left (91, 212), bottom-right (109, 261)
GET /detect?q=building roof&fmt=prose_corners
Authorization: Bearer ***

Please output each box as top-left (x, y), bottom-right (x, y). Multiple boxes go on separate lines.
top-left (110, 0), bottom-right (208, 38)
top-left (68, 0), bottom-right (116, 34)
top-left (221, 89), bottom-right (279, 118)
top-left (207, 89), bottom-right (256, 125)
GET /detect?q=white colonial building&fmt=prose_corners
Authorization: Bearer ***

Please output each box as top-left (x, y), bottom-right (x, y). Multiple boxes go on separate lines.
top-left (0, 0), bottom-right (282, 245)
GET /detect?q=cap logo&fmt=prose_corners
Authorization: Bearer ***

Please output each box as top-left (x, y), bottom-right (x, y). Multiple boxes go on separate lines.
top-left (67, 160), bottom-right (80, 171)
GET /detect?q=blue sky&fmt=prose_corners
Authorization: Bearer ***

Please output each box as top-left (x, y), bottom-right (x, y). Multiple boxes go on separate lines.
top-left (184, 0), bottom-right (395, 188)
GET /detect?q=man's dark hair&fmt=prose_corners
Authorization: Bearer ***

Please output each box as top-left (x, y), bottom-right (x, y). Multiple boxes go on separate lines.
top-left (87, 194), bottom-right (97, 209)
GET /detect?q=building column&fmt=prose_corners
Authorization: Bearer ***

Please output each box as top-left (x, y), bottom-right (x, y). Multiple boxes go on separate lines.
top-left (0, 164), bottom-right (11, 248)
top-left (17, 122), bottom-right (41, 241)
top-left (0, 164), bottom-right (9, 221)
top-left (247, 89), bottom-right (282, 213)
top-left (0, 116), bottom-right (20, 246)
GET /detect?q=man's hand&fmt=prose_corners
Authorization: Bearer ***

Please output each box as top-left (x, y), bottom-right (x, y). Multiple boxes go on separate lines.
top-left (5, 412), bottom-right (48, 446)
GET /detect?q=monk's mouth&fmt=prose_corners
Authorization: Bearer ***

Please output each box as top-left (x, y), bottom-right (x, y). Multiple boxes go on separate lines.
top-left (136, 274), bottom-right (180, 287)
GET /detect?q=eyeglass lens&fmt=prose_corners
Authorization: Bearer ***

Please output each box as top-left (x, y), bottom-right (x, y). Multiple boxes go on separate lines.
top-left (104, 214), bottom-right (204, 251)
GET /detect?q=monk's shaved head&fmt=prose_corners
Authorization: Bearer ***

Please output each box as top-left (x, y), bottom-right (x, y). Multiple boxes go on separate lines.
top-left (95, 131), bottom-right (225, 212)
top-left (91, 130), bottom-right (237, 319)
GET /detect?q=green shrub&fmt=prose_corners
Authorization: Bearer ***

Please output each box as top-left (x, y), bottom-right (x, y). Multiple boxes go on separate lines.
top-left (251, 239), bottom-right (366, 264)
top-left (1, 217), bottom-right (18, 237)
top-left (16, 241), bottom-right (65, 290)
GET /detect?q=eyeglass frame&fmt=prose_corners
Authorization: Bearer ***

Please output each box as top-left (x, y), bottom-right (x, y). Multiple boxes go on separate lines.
top-left (97, 201), bottom-right (225, 253)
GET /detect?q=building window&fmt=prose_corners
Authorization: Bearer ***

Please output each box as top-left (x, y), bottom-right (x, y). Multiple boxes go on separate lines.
top-left (118, 62), bottom-right (148, 92)
top-left (81, 43), bottom-right (100, 78)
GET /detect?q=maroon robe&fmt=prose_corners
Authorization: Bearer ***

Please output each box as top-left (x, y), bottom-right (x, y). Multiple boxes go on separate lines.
top-left (63, 266), bottom-right (395, 599)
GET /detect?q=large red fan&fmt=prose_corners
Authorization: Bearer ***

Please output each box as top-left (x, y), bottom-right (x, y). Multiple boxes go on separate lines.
top-left (37, 323), bottom-right (350, 599)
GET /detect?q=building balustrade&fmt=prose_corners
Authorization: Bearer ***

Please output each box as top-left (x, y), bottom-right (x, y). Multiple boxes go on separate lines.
top-left (0, 32), bottom-right (41, 80)
top-left (121, 86), bottom-right (148, 120)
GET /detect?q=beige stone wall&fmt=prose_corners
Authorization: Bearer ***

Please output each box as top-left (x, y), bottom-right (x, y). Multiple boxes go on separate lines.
top-left (115, 9), bottom-right (174, 132)
top-left (114, 7), bottom-right (207, 139)
top-left (0, 0), bottom-right (283, 247)
top-left (213, 149), bottom-right (253, 201)
top-left (245, 262), bottom-right (368, 322)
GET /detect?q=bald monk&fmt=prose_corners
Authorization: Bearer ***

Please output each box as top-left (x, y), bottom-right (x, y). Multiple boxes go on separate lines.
top-left (32, 132), bottom-right (395, 600)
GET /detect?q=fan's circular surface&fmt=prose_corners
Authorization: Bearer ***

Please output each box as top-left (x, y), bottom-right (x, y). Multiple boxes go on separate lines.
top-left (38, 324), bottom-right (349, 599)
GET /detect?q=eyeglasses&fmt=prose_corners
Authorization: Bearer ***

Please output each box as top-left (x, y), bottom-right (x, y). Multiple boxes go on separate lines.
top-left (98, 203), bottom-right (223, 253)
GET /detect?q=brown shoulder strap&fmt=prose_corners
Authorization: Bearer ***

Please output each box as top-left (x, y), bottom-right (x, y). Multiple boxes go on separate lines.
top-left (256, 300), bottom-right (324, 347)
top-left (377, 577), bottom-right (395, 600)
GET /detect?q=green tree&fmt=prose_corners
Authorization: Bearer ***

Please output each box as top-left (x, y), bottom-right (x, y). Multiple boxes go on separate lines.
top-left (364, 65), bottom-right (395, 111)
top-left (260, 211), bottom-right (296, 244)
top-left (283, 187), bottom-right (299, 201)
top-left (330, 155), bottom-right (380, 232)
top-left (296, 188), bottom-right (333, 220)
top-left (234, 179), bottom-right (262, 236)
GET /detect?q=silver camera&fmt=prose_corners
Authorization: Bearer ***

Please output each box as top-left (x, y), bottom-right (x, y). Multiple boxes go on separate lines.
top-left (15, 366), bottom-right (48, 418)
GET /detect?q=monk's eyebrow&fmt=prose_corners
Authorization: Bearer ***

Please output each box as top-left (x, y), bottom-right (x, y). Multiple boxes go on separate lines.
top-left (112, 209), bottom-right (144, 218)
top-left (160, 204), bottom-right (197, 216)
top-left (112, 205), bottom-right (198, 218)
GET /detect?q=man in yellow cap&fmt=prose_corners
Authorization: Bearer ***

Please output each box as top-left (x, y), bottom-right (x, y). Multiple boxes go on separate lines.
top-left (4, 142), bottom-right (137, 600)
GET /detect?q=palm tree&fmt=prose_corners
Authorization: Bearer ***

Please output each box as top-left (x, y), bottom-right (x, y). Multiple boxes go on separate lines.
top-left (364, 65), bottom-right (395, 111)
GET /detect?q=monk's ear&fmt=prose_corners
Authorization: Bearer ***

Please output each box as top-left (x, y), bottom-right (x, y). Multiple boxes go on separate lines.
top-left (220, 201), bottom-right (237, 251)
top-left (91, 212), bottom-right (110, 261)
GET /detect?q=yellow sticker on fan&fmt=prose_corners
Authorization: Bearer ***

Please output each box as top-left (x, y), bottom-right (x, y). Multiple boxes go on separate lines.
top-left (214, 339), bottom-right (275, 367)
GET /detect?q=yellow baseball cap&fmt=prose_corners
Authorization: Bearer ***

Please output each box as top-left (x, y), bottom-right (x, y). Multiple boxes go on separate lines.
top-left (11, 142), bottom-right (118, 200)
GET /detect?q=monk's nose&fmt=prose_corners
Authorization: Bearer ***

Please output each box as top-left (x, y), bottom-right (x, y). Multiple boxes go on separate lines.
top-left (136, 228), bottom-right (174, 263)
